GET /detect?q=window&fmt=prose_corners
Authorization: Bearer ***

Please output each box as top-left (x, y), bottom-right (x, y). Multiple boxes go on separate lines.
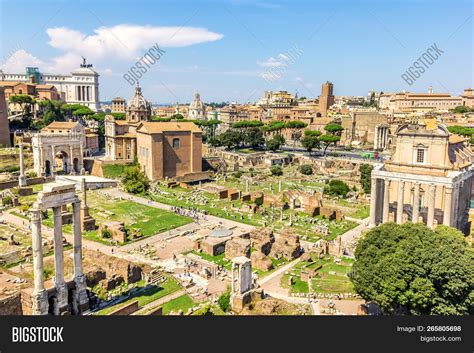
top-left (173, 138), bottom-right (180, 149)
top-left (416, 148), bottom-right (425, 163)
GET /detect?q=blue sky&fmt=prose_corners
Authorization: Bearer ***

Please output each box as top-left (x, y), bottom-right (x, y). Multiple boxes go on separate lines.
top-left (0, 0), bottom-right (472, 104)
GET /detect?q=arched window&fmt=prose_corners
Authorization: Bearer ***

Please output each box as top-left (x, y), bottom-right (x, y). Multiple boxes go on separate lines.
top-left (173, 138), bottom-right (180, 149)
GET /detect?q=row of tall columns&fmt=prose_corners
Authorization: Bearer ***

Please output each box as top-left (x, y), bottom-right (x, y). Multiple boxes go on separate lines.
top-left (31, 200), bottom-right (87, 315)
top-left (370, 177), bottom-right (456, 229)
top-left (374, 126), bottom-right (389, 150)
top-left (77, 85), bottom-right (91, 102)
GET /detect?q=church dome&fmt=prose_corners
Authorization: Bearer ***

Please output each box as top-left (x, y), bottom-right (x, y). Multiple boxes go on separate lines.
top-left (129, 84), bottom-right (151, 110)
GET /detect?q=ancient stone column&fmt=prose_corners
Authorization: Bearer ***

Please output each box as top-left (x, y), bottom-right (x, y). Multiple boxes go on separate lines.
top-left (72, 200), bottom-right (88, 312)
top-left (427, 184), bottom-right (436, 229)
top-left (51, 145), bottom-right (57, 176)
top-left (31, 207), bottom-right (48, 315)
top-left (18, 143), bottom-right (27, 187)
top-left (396, 180), bottom-right (405, 224)
top-left (412, 183), bottom-right (420, 223)
top-left (382, 179), bottom-right (390, 223)
top-left (52, 206), bottom-right (68, 313)
top-left (245, 179), bottom-right (250, 193)
top-left (443, 186), bottom-right (453, 226)
top-left (278, 180), bottom-right (282, 193)
top-left (69, 145), bottom-right (74, 175)
top-left (369, 176), bottom-right (378, 226)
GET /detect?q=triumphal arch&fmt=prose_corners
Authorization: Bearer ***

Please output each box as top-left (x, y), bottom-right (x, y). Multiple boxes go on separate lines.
top-left (32, 122), bottom-right (85, 177)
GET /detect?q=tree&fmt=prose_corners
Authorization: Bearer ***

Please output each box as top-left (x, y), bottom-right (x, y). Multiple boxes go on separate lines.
top-left (299, 164), bottom-right (313, 175)
top-left (324, 179), bottom-right (350, 197)
top-left (359, 164), bottom-right (373, 194)
top-left (266, 134), bottom-right (285, 151)
top-left (270, 165), bottom-right (283, 176)
top-left (301, 130), bottom-right (321, 155)
top-left (285, 120), bottom-right (307, 150)
top-left (219, 130), bottom-right (241, 150)
top-left (122, 167), bottom-right (150, 194)
top-left (9, 95), bottom-right (35, 129)
top-left (350, 223), bottom-right (473, 315)
top-left (244, 127), bottom-right (265, 148)
top-left (319, 134), bottom-right (340, 155)
top-left (170, 114), bottom-right (184, 120)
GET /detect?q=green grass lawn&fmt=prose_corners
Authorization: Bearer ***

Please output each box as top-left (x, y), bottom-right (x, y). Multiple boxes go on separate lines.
top-left (102, 163), bottom-right (135, 179)
top-left (186, 250), bottom-right (233, 270)
top-left (41, 190), bottom-right (192, 245)
top-left (94, 277), bottom-right (182, 315)
top-left (281, 256), bottom-right (356, 295)
top-left (162, 294), bottom-right (195, 315)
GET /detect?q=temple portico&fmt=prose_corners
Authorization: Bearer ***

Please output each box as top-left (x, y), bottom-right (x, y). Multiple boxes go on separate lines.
top-left (369, 170), bottom-right (471, 229)
top-left (368, 121), bottom-right (473, 234)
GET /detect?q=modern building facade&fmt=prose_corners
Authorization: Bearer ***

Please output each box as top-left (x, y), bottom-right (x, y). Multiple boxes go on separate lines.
top-left (369, 121), bottom-right (473, 234)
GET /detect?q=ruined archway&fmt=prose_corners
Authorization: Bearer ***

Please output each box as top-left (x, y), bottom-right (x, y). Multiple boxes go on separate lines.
top-left (54, 151), bottom-right (69, 174)
top-left (45, 160), bottom-right (51, 176)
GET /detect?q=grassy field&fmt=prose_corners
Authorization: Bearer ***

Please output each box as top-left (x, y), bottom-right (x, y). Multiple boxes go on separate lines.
top-left (94, 276), bottom-right (182, 315)
top-left (281, 256), bottom-right (356, 295)
top-left (162, 294), bottom-right (195, 315)
top-left (148, 180), bottom-right (358, 242)
top-left (102, 163), bottom-right (135, 179)
top-left (40, 190), bottom-right (192, 245)
top-left (0, 223), bottom-right (32, 253)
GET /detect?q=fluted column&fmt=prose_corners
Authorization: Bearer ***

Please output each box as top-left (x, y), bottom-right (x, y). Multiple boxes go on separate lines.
top-left (72, 200), bottom-right (88, 312)
top-left (52, 207), bottom-right (68, 312)
top-left (31, 207), bottom-right (48, 315)
top-left (412, 183), bottom-right (420, 223)
top-left (369, 176), bottom-right (378, 226)
top-left (382, 179), bottom-right (390, 223)
top-left (427, 184), bottom-right (436, 229)
top-left (19, 143), bottom-right (27, 186)
top-left (51, 145), bottom-right (56, 176)
top-left (443, 186), bottom-right (453, 226)
top-left (396, 180), bottom-right (405, 224)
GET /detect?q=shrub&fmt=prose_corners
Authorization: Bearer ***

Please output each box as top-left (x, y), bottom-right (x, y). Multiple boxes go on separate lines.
top-left (299, 164), bottom-right (313, 175)
top-left (122, 167), bottom-right (150, 194)
top-left (217, 289), bottom-right (231, 312)
top-left (324, 179), bottom-right (350, 197)
top-left (2, 195), bottom-right (13, 207)
top-left (233, 171), bottom-right (243, 179)
top-left (270, 165), bottom-right (283, 176)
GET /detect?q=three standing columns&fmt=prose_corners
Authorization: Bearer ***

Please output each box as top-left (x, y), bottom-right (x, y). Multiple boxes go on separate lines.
top-left (31, 199), bottom-right (88, 315)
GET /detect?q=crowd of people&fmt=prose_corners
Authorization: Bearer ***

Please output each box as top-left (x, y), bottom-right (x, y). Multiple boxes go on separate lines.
top-left (171, 206), bottom-right (208, 223)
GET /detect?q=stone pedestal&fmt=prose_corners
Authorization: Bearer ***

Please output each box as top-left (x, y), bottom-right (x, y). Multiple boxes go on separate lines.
top-left (230, 292), bottom-right (251, 313)
top-left (31, 290), bottom-right (49, 316)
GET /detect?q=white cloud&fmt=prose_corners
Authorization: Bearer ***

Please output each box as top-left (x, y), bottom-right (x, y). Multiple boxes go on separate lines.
top-left (0, 49), bottom-right (44, 72)
top-left (1, 24), bottom-right (224, 75)
top-left (257, 54), bottom-right (290, 68)
top-left (46, 24), bottom-right (224, 61)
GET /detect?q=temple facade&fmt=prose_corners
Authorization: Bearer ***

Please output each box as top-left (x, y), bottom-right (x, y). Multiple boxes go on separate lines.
top-left (369, 120), bottom-right (473, 234)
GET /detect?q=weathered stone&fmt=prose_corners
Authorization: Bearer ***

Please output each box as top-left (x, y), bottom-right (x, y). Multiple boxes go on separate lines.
top-left (250, 251), bottom-right (273, 271)
top-left (225, 237), bottom-right (251, 260)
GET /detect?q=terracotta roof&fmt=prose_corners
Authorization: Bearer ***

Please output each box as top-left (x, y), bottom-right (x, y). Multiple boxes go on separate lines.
top-left (136, 121), bottom-right (202, 134)
top-left (44, 121), bottom-right (80, 129)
